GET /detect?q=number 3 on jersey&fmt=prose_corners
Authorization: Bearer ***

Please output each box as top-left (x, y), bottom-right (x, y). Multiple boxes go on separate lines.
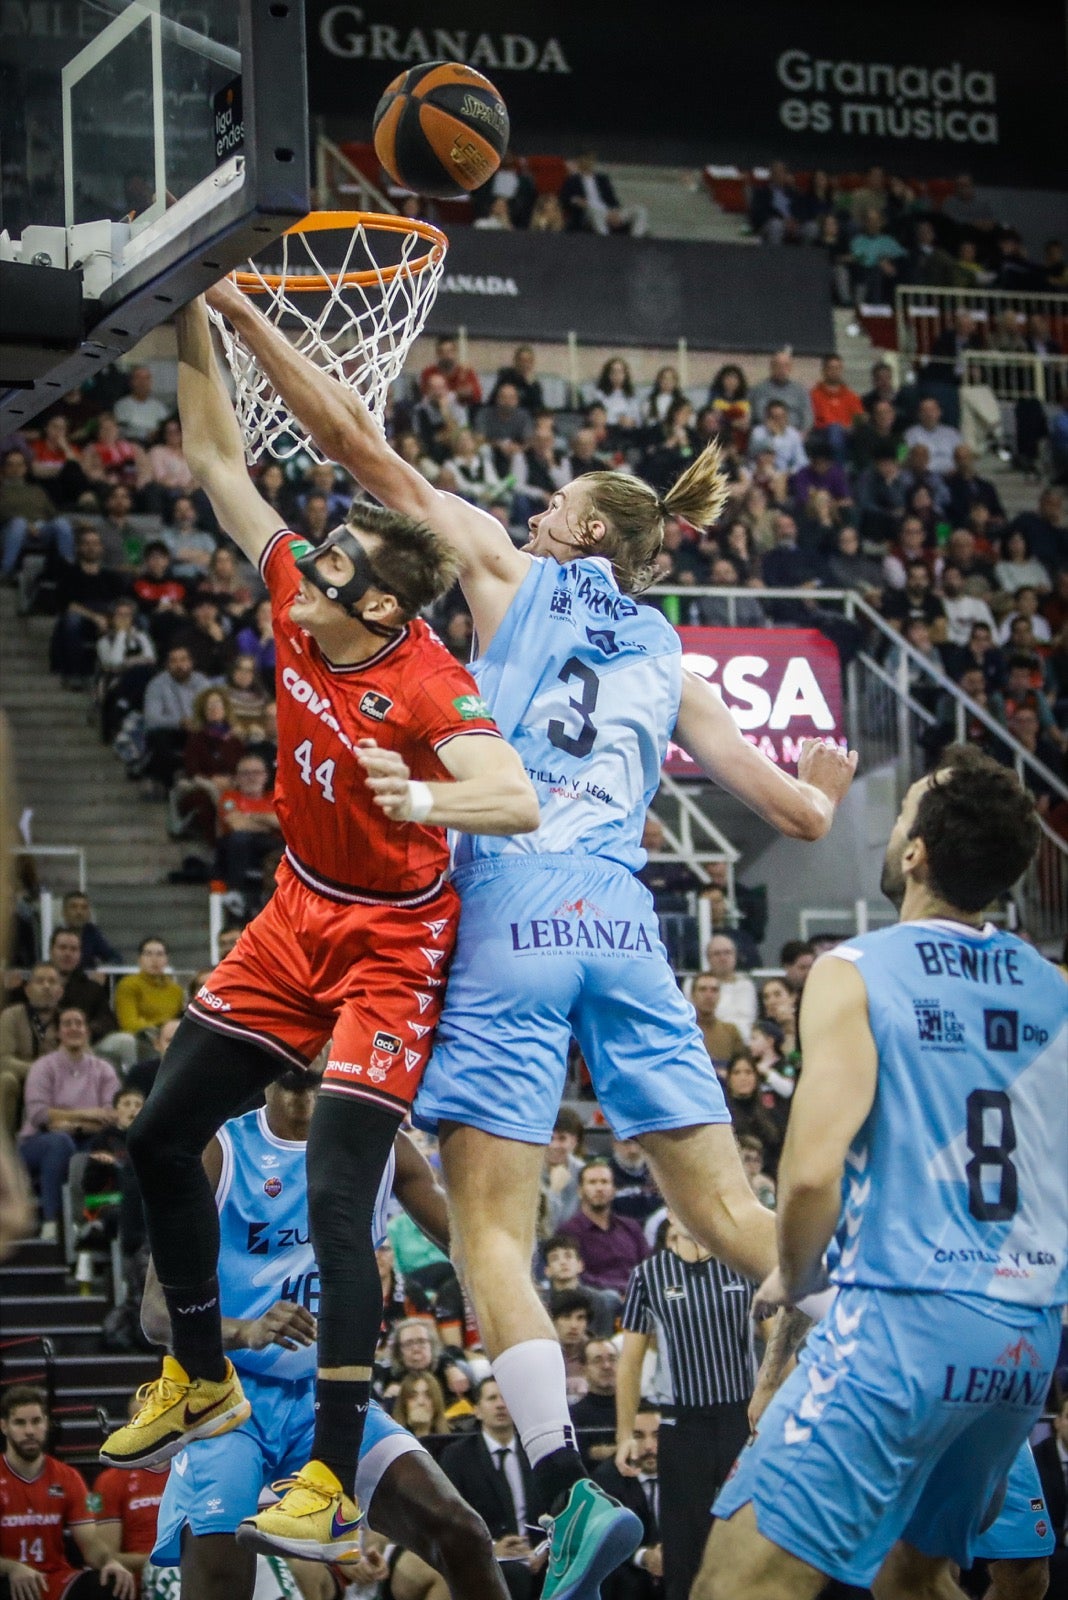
top-left (293, 739), bottom-right (336, 804)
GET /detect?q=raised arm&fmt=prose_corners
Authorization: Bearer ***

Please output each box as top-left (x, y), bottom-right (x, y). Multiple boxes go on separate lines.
top-left (674, 670), bottom-right (857, 841)
top-left (204, 277), bottom-right (529, 635)
top-left (175, 295), bottom-right (292, 567)
top-left (357, 732), bottom-right (539, 836)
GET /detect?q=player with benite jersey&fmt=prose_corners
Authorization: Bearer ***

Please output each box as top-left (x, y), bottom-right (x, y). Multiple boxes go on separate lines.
top-left (699, 746), bottom-right (1066, 1599)
top-left (101, 294), bottom-right (538, 1564)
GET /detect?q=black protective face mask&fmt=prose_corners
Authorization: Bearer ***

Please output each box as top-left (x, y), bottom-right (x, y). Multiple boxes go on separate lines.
top-left (292, 526), bottom-right (399, 637)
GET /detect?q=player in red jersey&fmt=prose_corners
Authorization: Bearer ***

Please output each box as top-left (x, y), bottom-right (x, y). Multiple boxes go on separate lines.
top-left (0, 1387), bottom-right (134, 1600)
top-left (101, 295), bottom-right (538, 1563)
top-left (94, 1399), bottom-right (168, 1593)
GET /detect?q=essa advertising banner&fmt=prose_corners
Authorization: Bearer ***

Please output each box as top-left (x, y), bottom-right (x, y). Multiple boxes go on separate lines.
top-left (306, 1), bottom-right (1068, 186)
top-left (665, 627), bottom-right (845, 776)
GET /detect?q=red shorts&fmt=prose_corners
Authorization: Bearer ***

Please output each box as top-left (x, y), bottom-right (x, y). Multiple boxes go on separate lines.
top-left (186, 859), bottom-right (459, 1115)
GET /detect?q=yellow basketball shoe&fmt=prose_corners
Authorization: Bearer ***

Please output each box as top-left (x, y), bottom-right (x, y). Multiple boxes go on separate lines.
top-left (236, 1460), bottom-right (364, 1562)
top-left (99, 1355), bottom-right (251, 1469)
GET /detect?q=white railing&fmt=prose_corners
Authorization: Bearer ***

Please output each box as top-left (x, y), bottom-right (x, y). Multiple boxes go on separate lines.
top-left (316, 135), bottom-right (397, 215)
top-left (960, 349), bottom-right (1068, 405)
top-left (895, 284), bottom-right (1068, 393)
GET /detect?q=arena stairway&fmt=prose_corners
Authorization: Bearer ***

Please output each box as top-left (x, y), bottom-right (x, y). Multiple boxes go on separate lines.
top-left (0, 1233), bottom-right (158, 1467)
top-left (0, 587), bottom-right (212, 974)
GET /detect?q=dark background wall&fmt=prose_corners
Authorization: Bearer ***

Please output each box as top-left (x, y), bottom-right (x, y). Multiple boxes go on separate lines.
top-left (307, 0), bottom-right (1068, 186)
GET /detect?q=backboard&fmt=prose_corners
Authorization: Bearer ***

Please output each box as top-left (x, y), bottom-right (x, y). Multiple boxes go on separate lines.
top-left (0, 0), bottom-right (310, 431)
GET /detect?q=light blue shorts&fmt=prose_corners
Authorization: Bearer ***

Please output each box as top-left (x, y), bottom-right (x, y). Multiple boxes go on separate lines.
top-left (415, 855), bottom-right (730, 1143)
top-left (971, 1442), bottom-right (1055, 1562)
top-left (713, 1286), bottom-right (1060, 1588)
top-left (152, 1374), bottom-right (422, 1564)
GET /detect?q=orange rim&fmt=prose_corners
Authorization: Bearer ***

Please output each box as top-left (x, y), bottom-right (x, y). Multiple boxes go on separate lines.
top-left (231, 210), bottom-right (448, 294)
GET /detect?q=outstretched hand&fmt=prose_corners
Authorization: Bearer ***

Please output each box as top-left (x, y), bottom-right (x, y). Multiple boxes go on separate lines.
top-left (797, 739), bottom-right (858, 808)
top-left (204, 276), bottom-right (247, 321)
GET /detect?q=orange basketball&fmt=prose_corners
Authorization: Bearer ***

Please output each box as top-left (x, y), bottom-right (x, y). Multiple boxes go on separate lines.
top-left (372, 60), bottom-right (509, 200)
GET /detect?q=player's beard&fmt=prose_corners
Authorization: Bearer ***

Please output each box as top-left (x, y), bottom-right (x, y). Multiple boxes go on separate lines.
top-left (10, 1438), bottom-right (43, 1465)
top-left (879, 834), bottom-right (907, 910)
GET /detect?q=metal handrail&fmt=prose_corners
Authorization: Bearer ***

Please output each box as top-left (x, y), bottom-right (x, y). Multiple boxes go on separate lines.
top-left (316, 134), bottom-right (397, 215)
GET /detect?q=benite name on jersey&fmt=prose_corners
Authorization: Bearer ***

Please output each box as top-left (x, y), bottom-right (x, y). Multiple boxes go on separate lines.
top-left (915, 940), bottom-right (1024, 986)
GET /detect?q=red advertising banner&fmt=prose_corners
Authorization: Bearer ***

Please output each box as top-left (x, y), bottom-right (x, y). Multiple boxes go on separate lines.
top-left (666, 627), bottom-right (845, 776)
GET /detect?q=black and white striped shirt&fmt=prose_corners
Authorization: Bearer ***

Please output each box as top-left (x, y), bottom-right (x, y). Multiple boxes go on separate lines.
top-left (621, 1250), bottom-right (756, 1408)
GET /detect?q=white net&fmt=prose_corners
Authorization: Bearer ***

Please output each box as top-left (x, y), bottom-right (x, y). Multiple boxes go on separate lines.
top-left (209, 212), bottom-right (447, 464)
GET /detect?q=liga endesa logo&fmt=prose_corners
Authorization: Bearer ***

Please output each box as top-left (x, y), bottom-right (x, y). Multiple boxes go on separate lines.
top-left (665, 628), bottom-right (846, 774)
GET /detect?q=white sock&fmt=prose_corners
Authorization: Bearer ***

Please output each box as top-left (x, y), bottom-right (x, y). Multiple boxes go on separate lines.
top-left (492, 1339), bottom-right (579, 1467)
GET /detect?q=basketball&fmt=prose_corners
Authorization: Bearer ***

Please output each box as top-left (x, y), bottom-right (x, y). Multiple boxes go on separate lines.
top-left (372, 60), bottom-right (509, 200)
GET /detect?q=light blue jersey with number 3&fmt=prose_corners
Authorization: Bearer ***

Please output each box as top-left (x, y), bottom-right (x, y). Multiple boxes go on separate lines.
top-left (453, 555), bottom-right (682, 872)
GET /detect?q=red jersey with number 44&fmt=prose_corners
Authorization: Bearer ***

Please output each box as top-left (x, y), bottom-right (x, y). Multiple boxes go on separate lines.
top-left (0, 1452), bottom-right (95, 1600)
top-left (260, 530), bottom-right (500, 899)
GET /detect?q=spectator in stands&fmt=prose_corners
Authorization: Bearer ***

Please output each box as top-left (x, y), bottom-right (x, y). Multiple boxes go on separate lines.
top-left (569, 1339), bottom-right (619, 1467)
top-left (295, 461), bottom-right (350, 527)
top-left (749, 1018), bottom-right (795, 1132)
top-left (995, 528), bottom-right (1053, 597)
top-left (1007, 487), bottom-right (1065, 575)
top-left (541, 1236), bottom-right (616, 1337)
top-left (96, 597), bottom-right (157, 741)
top-left (0, 961), bottom-right (62, 1134)
top-left (724, 1055), bottom-right (782, 1170)
top-left (759, 512), bottom-right (828, 617)
top-left (145, 414), bottom-right (195, 504)
top-left (704, 934), bottom-right (758, 1036)
top-left (42, 928), bottom-right (130, 1069)
top-left (949, 619), bottom-right (1005, 695)
top-left (595, 358), bottom-right (643, 439)
top-left (114, 365), bottom-right (170, 443)
top-left (512, 412), bottom-right (569, 522)
top-left (293, 491), bottom-right (331, 544)
top-left (60, 891), bottom-right (121, 971)
top-left (159, 493), bottom-right (216, 580)
top-left (172, 686), bottom-right (246, 839)
top-left (476, 381), bottom-right (535, 474)
top-left (882, 558), bottom-right (947, 637)
top-left (738, 1135), bottom-right (777, 1210)
top-left (123, 1014), bottom-right (180, 1102)
top-left (392, 1372), bottom-right (449, 1440)
top-left (82, 413), bottom-right (151, 501)
top-left (748, 400), bottom-right (807, 475)
top-left (214, 752), bottom-right (282, 911)
top-left (780, 939), bottom-right (816, 993)
top-left (142, 643), bottom-right (210, 792)
top-left (687, 966), bottom-right (738, 1081)
top-left (30, 413), bottom-right (92, 506)
top-left (17, 1005), bottom-right (120, 1237)
top-left (759, 975), bottom-right (800, 1067)
top-left (113, 937), bottom-right (183, 1051)
top-left (567, 424), bottom-right (611, 479)
top-left (48, 525), bottom-right (128, 685)
top-left (748, 161), bottom-right (808, 246)
top-left (474, 197), bottom-right (514, 231)
top-left (826, 523), bottom-right (883, 603)
top-left (233, 604), bottom-right (276, 689)
top-left (904, 396), bottom-right (963, 478)
top-left (0, 1385), bottom-right (136, 1596)
top-left (560, 1158), bottom-right (649, 1297)
top-left (1043, 568), bottom-right (1068, 634)
top-left (541, 1106), bottom-right (586, 1231)
top-left (131, 539), bottom-right (186, 634)
top-left (641, 366), bottom-right (685, 434)
top-left (697, 556), bottom-right (767, 628)
top-left (93, 484), bottom-right (145, 568)
top-left (945, 527), bottom-right (996, 597)
top-left (0, 447), bottom-right (74, 577)
top-left (560, 150), bottom-right (647, 236)
top-left (439, 1379), bottom-right (544, 1599)
top-left (938, 563), bottom-right (997, 651)
top-left (411, 371), bottom-right (467, 463)
top-left (172, 592), bottom-right (234, 679)
top-left (446, 427), bottom-right (506, 507)
top-left (861, 361), bottom-right (901, 418)
top-left (419, 334), bottom-right (482, 409)
top-left (1003, 705), bottom-right (1063, 798)
top-left (607, 1137), bottom-right (661, 1226)
top-left (882, 516), bottom-right (935, 590)
top-left (492, 345), bottom-right (544, 415)
top-left (848, 207), bottom-right (907, 303)
top-left (945, 444), bottom-right (1005, 531)
top-left (809, 355), bottom-right (864, 456)
top-left (749, 349), bottom-right (813, 436)
top-left (901, 449), bottom-right (950, 523)
top-left (529, 191), bottom-right (565, 232)
top-left (905, 218), bottom-right (959, 287)
top-left (850, 397), bottom-right (905, 475)
top-left (999, 586), bottom-right (1052, 647)
top-left (197, 544), bottom-right (256, 621)
top-left (641, 400), bottom-right (700, 492)
top-left (707, 365), bottom-right (751, 452)
top-left (854, 445), bottom-right (907, 549)
top-left (551, 1291), bottom-right (594, 1401)
top-left (790, 437), bottom-right (853, 516)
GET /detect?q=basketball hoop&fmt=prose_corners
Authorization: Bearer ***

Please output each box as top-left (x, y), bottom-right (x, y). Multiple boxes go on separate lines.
top-left (210, 210), bottom-right (448, 464)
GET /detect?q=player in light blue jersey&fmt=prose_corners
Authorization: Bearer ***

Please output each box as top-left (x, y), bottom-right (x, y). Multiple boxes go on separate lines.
top-left (698, 746), bottom-right (1067, 1600)
top-left (206, 274), bottom-right (858, 1599)
top-left (142, 1069), bottom-right (509, 1600)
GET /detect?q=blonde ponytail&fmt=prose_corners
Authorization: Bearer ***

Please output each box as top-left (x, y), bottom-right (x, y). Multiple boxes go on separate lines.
top-left (574, 441), bottom-right (729, 595)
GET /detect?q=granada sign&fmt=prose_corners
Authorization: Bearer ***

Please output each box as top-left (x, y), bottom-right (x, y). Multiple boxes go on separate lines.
top-left (666, 627), bottom-right (845, 775)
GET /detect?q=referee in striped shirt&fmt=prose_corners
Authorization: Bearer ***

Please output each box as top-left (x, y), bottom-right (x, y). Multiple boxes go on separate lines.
top-left (615, 1213), bottom-right (756, 1600)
